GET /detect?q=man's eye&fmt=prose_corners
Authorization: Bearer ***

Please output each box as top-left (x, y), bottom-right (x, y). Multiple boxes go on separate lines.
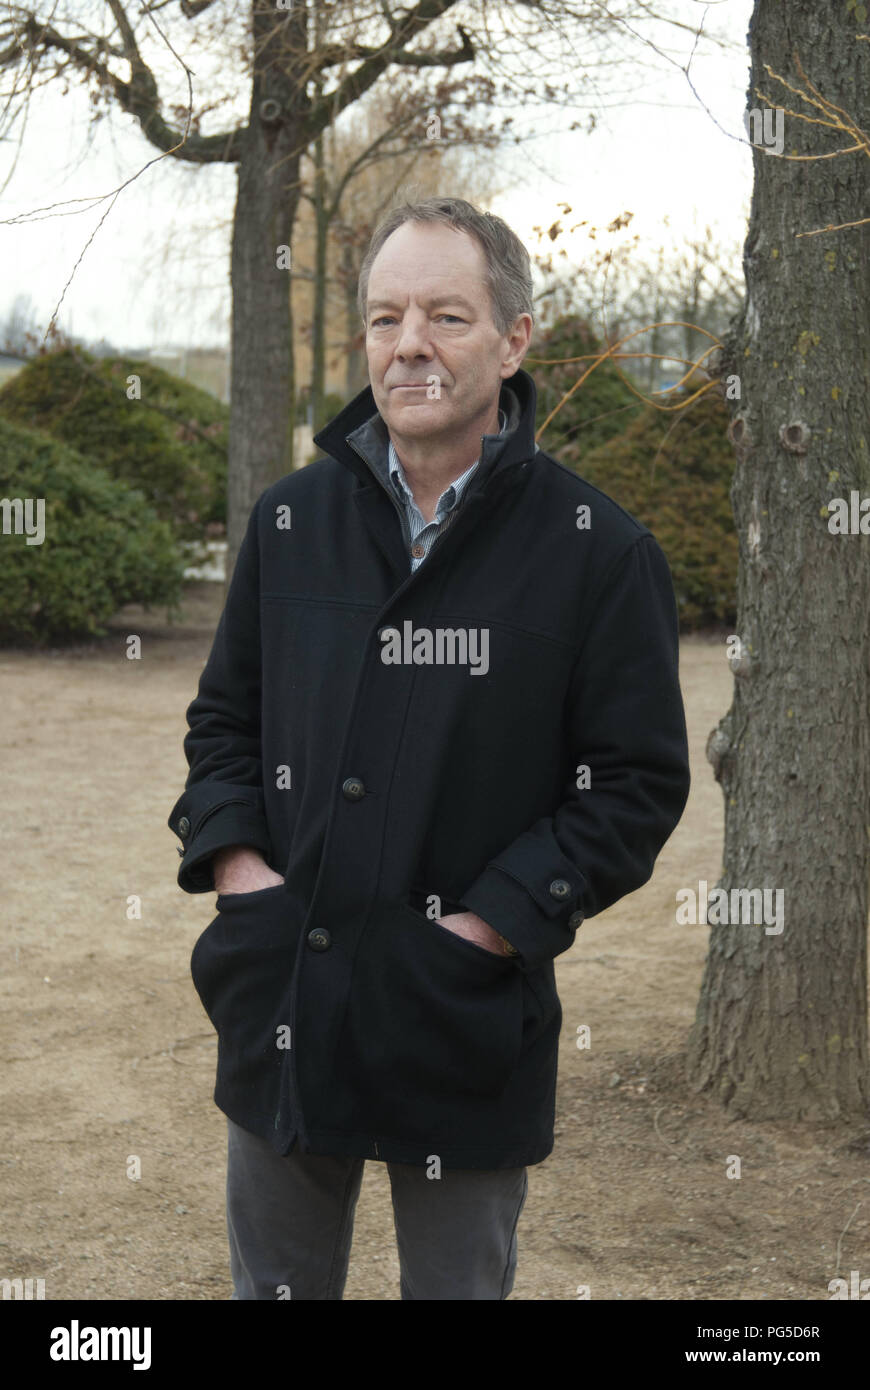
top-left (370, 313), bottom-right (463, 326)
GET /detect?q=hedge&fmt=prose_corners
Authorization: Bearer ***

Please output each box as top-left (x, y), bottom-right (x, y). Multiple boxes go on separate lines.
top-left (0, 347), bottom-right (228, 539)
top-left (0, 416), bottom-right (184, 646)
top-left (532, 315), bottom-right (643, 458)
top-left (559, 386), bottom-right (738, 629)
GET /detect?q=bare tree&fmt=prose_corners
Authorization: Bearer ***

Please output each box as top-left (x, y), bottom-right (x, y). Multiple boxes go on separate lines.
top-left (615, 225), bottom-right (744, 394)
top-left (0, 0), bottom-right (719, 585)
top-left (531, 213), bottom-right (744, 394)
top-left (689, 1), bottom-right (870, 1119)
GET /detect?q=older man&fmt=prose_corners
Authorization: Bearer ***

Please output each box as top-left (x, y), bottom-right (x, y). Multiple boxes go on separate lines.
top-left (169, 197), bottom-right (690, 1300)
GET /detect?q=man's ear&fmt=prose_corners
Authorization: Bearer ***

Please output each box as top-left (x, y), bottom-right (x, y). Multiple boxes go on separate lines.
top-left (501, 313), bottom-right (533, 378)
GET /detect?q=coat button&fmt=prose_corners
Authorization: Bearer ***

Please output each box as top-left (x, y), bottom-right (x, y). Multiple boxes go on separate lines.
top-left (549, 878), bottom-right (572, 900)
top-left (568, 910), bottom-right (584, 929)
top-left (341, 777), bottom-right (366, 801)
top-left (178, 816), bottom-right (191, 838)
top-left (307, 928), bottom-right (331, 952)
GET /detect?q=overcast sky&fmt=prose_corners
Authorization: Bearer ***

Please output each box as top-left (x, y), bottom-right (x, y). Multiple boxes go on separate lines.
top-left (0, 0), bottom-right (755, 353)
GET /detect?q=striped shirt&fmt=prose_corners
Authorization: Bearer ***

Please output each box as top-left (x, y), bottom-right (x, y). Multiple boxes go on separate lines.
top-left (388, 410), bottom-right (507, 572)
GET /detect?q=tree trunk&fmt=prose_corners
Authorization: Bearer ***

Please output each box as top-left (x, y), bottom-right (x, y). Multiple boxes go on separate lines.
top-left (338, 233), bottom-right (366, 398)
top-left (287, 258), bottom-right (296, 475)
top-left (308, 0), bottom-right (329, 437)
top-left (687, 0), bottom-right (870, 1119)
top-left (310, 129), bottom-right (328, 433)
top-left (226, 3), bottom-right (308, 590)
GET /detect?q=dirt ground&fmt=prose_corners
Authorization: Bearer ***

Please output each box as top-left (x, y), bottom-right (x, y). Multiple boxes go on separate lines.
top-left (1, 581), bottom-right (868, 1302)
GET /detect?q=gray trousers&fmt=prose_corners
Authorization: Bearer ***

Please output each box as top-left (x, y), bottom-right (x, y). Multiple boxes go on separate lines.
top-left (226, 1118), bottom-right (528, 1300)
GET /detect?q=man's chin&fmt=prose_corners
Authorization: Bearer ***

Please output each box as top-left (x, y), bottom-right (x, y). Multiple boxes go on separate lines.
top-left (383, 397), bottom-right (451, 433)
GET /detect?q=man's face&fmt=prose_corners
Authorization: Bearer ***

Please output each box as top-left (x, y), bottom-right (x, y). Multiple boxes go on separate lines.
top-left (364, 221), bottom-right (523, 442)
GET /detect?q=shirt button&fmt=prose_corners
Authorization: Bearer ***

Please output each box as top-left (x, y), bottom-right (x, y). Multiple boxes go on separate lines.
top-left (549, 878), bottom-right (572, 900)
top-left (177, 816), bottom-right (190, 839)
top-left (307, 928), bottom-right (331, 952)
top-left (568, 910), bottom-right (584, 929)
top-left (341, 777), bottom-right (366, 801)
top-left (411, 544), bottom-right (425, 558)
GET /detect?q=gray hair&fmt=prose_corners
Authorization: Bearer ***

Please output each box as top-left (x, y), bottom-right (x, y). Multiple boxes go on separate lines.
top-left (357, 196), bottom-right (533, 337)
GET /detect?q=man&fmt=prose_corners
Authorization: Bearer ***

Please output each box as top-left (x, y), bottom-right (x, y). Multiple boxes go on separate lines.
top-left (169, 197), bottom-right (690, 1301)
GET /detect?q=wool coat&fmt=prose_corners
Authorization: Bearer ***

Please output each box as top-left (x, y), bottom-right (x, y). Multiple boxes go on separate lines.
top-left (169, 367), bottom-right (691, 1169)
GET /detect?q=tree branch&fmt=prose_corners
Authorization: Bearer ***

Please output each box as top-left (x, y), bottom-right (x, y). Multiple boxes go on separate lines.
top-left (306, 0), bottom-right (467, 138)
top-left (318, 25), bottom-right (474, 71)
top-left (105, 0), bottom-right (141, 64)
top-left (325, 112), bottom-right (423, 218)
top-left (1, 9), bottom-right (244, 163)
top-left (179, 0), bottom-right (220, 16)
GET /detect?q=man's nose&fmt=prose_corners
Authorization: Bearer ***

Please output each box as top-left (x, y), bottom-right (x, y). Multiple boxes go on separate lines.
top-left (394, 311), bottom-right (434, 360)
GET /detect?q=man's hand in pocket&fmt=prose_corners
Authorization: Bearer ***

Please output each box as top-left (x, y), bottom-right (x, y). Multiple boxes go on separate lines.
top-left (213, 847), bottom-right (284, 895)
top-left (436, 911), bottom-right (505, 955)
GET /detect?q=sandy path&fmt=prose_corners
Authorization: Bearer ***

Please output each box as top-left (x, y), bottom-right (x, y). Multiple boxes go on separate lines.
top-left (1, 585), bottom-right (867, 1300)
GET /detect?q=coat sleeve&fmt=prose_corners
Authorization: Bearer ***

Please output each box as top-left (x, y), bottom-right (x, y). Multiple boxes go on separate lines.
top-left (458, 532), bottom-right (691, 972)
top-left (167, 496), bottom-right (272, 893)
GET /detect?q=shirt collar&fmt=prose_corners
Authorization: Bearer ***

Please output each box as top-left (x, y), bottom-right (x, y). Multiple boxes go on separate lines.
top-left (388, 407), bottom-right (507, 513)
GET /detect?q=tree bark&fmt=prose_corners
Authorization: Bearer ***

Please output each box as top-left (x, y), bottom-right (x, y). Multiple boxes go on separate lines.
top-left (687, 0), bottom-right (870, 1119)
top-left (226, 3), bottom-right (308, 590)
top-left (310, 128), bottom-right (329, 432)
top-left (342, 232), bottom-right (368, 398)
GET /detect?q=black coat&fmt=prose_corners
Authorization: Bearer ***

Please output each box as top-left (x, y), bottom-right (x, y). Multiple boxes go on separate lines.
top-left (169, 368), bottom-right (690, 1169)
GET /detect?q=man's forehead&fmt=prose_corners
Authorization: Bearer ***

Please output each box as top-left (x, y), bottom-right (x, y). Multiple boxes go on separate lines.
top-left (366, 269), bottom-right (487, 312)
top-left (368, 223), bottom-right (487, 288)
top-left (366, 283), bottom-right (481, 312)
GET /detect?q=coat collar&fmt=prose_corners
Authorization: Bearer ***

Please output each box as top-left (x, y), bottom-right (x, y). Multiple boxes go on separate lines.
top-left (312, 367), bottom-right (539, 501)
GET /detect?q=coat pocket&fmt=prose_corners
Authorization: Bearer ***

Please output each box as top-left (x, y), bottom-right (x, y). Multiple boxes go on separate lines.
top-left (340, 902), bottom-right (525, 1102)
top-left (190, 884), bottom-right (299, 1113)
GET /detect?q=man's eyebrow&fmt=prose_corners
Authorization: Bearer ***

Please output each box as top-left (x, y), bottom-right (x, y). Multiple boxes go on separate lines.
top-left (366, 294), bottom-right (477, 314)
top-left (427, 294), bottom-right (477, 312)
